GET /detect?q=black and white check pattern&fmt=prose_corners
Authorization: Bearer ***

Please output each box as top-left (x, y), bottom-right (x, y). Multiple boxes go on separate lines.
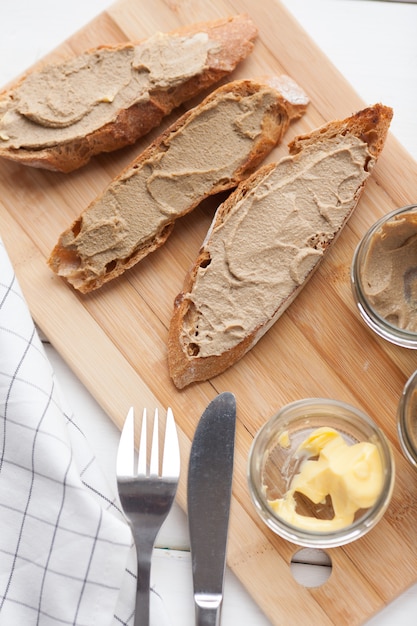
top-left (0, 239), bottom-right (171, 625)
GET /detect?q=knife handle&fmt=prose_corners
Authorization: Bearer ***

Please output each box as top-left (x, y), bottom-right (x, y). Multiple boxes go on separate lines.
top-left (195, 593), bottom-right (222, 626)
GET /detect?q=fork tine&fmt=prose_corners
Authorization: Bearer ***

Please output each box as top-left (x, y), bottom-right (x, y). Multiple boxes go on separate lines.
top-left (117, 406), bottom-right (135, 476)
top-left (149, 409), bottom-right (159, 477)
top-left (162, 407), bottom-right (180, 478)
top-left (137, 408), bottom-right (147, 476)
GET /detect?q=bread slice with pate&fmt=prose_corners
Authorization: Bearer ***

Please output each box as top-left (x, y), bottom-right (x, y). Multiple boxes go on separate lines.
top-left (0, 15), bottom-right (258, 172)
top-left (48, 75), bottom-right (309, 292)
top-left (167, 103), bottom-right (393, 388)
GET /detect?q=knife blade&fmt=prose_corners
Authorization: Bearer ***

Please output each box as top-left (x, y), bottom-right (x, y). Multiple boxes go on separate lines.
top-left (187, 391), bottom-right (236, 626)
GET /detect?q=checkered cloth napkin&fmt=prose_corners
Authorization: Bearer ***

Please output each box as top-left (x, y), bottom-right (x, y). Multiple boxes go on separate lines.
top-left (0, 238), bottom-right (171, 625)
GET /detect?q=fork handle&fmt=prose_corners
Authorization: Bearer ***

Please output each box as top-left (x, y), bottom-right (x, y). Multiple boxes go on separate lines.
top-left (133, 540), bottom-right (154, 626)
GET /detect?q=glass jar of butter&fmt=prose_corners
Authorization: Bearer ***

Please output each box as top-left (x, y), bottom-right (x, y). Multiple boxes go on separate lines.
top-left (351, 204), bottom-right (417, 348)
top-left (247, 398), bottom-right (395, 548)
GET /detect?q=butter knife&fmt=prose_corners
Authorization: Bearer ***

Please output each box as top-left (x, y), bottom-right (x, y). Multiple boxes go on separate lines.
top-left (187, 392), bottom-right (236, 626)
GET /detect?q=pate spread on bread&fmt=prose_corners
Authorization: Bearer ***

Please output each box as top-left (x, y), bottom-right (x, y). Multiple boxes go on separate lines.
top-left (168, 103), bottom-right (393, 388)
top-left (48, 76), bottom-right (309, 292)
top-left (0, 15), bottom-right (257, 172)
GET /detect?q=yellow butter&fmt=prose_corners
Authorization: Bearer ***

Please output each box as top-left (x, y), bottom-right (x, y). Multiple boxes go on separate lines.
top-left (268, 427), bottom-right (384, 532)
top-left (278, 430), bottom-right (290, 448)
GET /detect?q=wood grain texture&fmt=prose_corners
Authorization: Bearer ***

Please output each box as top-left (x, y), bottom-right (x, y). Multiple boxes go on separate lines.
top-left (1, 1), bottom-right (417, 624)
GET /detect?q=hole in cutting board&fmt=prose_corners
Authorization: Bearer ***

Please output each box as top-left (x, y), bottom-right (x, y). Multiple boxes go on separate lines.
top-left (290, 548), bottom-right (332, 588)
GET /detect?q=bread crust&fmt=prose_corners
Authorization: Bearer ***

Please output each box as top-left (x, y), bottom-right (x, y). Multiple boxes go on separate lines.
top-left (48, 75), bottom-right (309, 292)
top-left (288, 102), bottom-right (392, 159)
top-left (168, 104), bottom-right (393, 388)
top-left (0, 15), bottom-right (258, 172)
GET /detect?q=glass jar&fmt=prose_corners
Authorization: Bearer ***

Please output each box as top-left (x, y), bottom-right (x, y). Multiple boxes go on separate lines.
top-left (398, 369), bottom-right (417, 467)
top-left (247, 398), bottom-right (395, 548)
top-left (351, 204), bottom-right (417, 348)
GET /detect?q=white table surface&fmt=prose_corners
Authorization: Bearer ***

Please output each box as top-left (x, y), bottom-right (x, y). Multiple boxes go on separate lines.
top-left (2, 0), bottom-right (417, 624)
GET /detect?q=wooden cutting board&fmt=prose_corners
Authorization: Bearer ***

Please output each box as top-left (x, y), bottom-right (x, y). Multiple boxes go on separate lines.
top-left (2, 1), bottom-right (417, 624)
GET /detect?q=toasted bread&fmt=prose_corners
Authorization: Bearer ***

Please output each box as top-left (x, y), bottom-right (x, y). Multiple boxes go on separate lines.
top-left (168, 103), bottom-right (393, 388)
top-left (0, 15), bottom-right (258, 172)
top-left (48, 75), bottom-right (309, 292)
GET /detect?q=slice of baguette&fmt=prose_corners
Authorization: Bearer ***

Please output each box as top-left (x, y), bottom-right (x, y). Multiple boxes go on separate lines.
top-left (48, 75), bottom-right (309, 292)
top-left (0, 15), bottom-right (258, 172)
top-left (168, 103), bottom-right (393, 388)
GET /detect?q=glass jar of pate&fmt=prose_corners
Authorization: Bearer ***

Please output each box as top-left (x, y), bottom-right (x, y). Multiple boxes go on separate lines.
top-left (351, 204), bottom-right (417, 348)
top-left (247, 398), bottom-right (395, 548)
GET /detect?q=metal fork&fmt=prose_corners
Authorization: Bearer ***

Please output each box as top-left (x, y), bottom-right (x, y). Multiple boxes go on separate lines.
top-left (116, 406), bottom-right (180, 625)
